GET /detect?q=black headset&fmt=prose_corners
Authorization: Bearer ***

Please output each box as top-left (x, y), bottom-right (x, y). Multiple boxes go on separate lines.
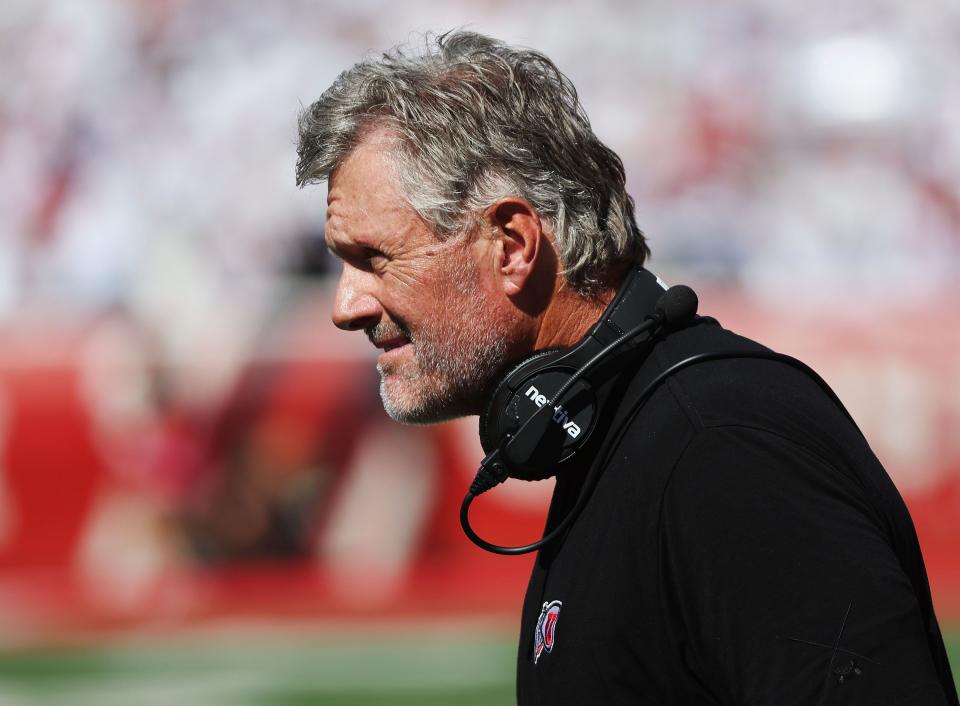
top-left (461, 266), bottom-right (860, 555)
top-left (478, 267), bottom-right (679, 482)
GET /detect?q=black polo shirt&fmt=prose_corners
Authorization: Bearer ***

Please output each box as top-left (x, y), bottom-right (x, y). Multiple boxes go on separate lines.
top-left (516, 317), bottom-right (957, 705)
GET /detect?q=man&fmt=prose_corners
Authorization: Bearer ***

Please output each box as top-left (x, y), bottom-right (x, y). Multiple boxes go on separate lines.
top-left (297, 31), bottom-right (958, 705)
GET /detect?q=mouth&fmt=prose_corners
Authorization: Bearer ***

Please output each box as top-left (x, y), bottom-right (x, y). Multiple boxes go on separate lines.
top-left (366, 322), bottom-right (413, 365)
top-left (374, 336), bottom-right (410, 352)
top-left (372, 335), bottom-right (412, 365)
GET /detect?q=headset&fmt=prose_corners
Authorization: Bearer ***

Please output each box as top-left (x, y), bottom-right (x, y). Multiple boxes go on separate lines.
top-left (461, 266), bottom-right (860, 556)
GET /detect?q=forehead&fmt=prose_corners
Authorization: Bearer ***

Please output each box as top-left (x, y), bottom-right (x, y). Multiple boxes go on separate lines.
top-left (325, 129), bottom-right (434, 252)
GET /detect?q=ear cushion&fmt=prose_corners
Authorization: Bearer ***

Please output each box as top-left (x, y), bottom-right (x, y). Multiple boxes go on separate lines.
top-left (479, 349), bottom-right (565, 455)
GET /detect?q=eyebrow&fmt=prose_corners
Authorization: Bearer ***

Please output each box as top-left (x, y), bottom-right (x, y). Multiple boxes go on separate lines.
top-left (324, 235), bottom-right (350, 260)
top-left (325, 235), bottom-right (382, 266)
top-left (325, 241), bottom-right (342, 259)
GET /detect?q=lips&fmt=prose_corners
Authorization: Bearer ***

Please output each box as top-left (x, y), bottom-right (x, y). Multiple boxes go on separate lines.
top-left (366, 323), bottom-right (412, 363)
top-left (372, 335), bottom-right (412, 367)
top-left (374, 336), bottom-right (410, 352)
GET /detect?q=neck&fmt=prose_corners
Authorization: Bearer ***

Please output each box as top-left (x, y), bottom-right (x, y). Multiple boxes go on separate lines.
top-left (534, 278), bottom-right (617, 350)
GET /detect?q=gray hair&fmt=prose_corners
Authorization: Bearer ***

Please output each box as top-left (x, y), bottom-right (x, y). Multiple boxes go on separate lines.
top-left (296, 30), bottom-right (649, 294)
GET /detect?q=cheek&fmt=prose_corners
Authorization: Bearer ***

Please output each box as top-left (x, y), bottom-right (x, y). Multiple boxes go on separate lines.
top-left (394, 249), bottom-right (488, 330)
top-left (374, 283), bottom-right (423, 331)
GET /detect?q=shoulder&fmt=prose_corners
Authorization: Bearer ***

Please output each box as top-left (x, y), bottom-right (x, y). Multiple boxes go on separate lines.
top-left (591, 315), bottom-right (876, 519)
top-left (645, 317), bottom-right (861, 458)
top-left (597, 316), bottom-right (876, 518)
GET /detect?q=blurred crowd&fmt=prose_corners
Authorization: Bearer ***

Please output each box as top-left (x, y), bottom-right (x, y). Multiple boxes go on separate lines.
top-left (0, 0), bottom-right (958, 622)
top-left (2, 0), bottom-right (958, 317)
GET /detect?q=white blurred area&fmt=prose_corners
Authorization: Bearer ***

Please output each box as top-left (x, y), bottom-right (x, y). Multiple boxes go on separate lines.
top-left (1, 0), bottom-right (957, 320)
top-left (0, 0), bottom-right (958, 634)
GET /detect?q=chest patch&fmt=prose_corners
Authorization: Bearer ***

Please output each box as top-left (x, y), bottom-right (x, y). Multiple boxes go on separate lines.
top-left (533, 600), bottom-right (562, 664)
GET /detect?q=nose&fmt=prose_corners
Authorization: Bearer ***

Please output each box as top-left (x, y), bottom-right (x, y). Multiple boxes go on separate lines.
top-left (331, 265), bottom-right (382, 331)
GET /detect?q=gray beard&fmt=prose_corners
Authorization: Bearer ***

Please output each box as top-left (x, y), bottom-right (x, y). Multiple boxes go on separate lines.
top-left (377, 319), bottom-right (509, 424)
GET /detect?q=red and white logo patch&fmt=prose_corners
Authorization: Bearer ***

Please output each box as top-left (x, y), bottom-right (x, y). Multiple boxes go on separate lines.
top-left (534, 600), bottom-right (562, 664)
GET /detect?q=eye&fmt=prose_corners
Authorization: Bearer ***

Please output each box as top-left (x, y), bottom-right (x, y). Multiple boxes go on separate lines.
top-left (363, 247), bottom-right (388, 269)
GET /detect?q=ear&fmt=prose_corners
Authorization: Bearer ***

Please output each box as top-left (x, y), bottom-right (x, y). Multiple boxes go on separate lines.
top-left (484, 198), bottom-right (545, 296)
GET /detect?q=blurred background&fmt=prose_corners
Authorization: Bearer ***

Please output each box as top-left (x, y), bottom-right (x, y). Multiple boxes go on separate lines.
top-left (0, 0), bottom-right (958, 703)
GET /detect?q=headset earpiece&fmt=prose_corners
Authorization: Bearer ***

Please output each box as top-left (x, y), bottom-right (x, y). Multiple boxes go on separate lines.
top-left (480, 349), bottom-right (562, 454)
top-left (480, 349), bottom-right (598, 480)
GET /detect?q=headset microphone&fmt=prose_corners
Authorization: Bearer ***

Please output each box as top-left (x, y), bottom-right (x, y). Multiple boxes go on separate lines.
top-left (655, 285), bottom-right (698, 328)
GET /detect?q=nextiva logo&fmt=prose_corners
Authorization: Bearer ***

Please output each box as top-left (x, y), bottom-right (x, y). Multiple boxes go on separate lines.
top-left (524, 385), bottom-right (581, 439)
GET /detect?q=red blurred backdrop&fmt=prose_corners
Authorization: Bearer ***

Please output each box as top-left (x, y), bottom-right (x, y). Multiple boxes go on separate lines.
top-left (0, 287), bottom-right (957, 642)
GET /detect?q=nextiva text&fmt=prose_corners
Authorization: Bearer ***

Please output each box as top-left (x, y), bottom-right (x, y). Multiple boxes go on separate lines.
top-left (524, 385), bottom-right (582, 439)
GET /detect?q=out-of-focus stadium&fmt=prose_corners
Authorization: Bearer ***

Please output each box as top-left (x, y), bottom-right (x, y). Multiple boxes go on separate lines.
top-left (0, 0), bottom-right (958, 702)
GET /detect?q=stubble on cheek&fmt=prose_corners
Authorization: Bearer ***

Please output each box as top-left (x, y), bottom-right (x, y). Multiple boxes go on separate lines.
top-left (375, 261), bottom-right (515, 424)
top-left (377, 312), bottom-right (503, 424)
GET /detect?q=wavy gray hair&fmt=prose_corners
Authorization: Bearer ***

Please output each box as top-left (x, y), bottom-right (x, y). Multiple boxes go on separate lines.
top-left (296, 31), bottom-right (649, 294)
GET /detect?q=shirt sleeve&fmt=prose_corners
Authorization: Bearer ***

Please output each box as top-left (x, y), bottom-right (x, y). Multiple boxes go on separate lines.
top-left (659, 424), bottom-right (951, 706)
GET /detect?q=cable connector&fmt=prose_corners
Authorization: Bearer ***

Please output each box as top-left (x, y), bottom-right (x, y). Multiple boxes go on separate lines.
top-left (469, 456), bottom-right (510, 496)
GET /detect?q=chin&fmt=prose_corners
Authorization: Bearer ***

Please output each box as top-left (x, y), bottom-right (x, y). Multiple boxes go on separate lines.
top-left (379, 377), bottom-right (481, 425)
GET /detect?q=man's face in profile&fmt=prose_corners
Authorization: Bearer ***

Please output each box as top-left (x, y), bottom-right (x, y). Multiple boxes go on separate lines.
top-left (324, 128), bottom-right (517, 423)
